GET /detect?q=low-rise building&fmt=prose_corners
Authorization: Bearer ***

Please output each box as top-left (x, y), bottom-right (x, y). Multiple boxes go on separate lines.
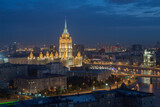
top-left (67, 70), bottom-right (111, 81)
top-left (0, 63), bottom-right (28, 82)
top-left (46, 62), bottom-right (68, 75)
top-left (0, 80), bottom-right (9, 89)
top-left (14, 74), bottom-right (67, 93)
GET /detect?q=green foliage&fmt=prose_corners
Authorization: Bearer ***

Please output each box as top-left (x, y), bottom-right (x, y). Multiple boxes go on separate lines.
top-left (55, 86), bottom-right (61, 95)
top-left (105, 75), bottom-right (121, 85)
top-left (40, 86), bottom-right (68, 96)
top-left (39, 75), bottom-right (122, 96)
top-left (67, 76), bottom-right (105, 91)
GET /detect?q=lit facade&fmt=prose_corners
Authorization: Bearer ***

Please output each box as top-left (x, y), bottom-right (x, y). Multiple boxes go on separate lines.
top-left (59, 17), bottom-right (73, 58)
top-left (73, 52), bottom-right (83, 67)
top-left (143, 49), bottom-right (156, 67)
top-left (10, 17), bottom-right (83, 68)
top-left (59, 17), bottom-right (74, 67)
top-left (27, 51), bottom-right (35, 60)
top-left (14, 74), bottom-right (67, 94)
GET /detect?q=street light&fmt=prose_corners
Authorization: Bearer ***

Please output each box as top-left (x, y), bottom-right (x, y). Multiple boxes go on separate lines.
top-left (105, 83), bottom-right (108, 88)
top-left (93, 86), bottom-right (95, 91)
top-left (17, 95), bottom-right (19, 101)
top-left (115, 81), bottom-right (118, 89)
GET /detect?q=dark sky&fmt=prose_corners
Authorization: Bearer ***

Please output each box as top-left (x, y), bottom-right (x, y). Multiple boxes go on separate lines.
top-left (1, 0), bottom-right (160, 46)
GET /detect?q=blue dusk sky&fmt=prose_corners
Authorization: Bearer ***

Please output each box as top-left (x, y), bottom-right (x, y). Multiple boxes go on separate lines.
top-left (0, 0), bottom-right (160, 46)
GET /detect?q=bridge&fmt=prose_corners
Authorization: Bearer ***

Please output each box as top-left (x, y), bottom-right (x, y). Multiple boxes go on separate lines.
top-left (86, 63), bottom-right (160, 76)
top-left (112, 73), bottom-right (160, 78)
top-left (87, 63), bottom-right (160, 71)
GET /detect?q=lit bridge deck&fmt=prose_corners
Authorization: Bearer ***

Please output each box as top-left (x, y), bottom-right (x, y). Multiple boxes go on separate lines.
top-left (87, 63), bottom-right (160, 71)
top-left (112, 73), bottom-right (160, 78)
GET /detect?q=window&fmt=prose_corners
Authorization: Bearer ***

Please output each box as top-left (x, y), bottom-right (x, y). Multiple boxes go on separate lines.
top-left (108, 94), bottom-right (110, 97)
top-left (108, 101), bottom-right (110, 104)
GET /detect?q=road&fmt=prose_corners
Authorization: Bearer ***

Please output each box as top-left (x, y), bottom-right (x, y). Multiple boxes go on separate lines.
top-left (61, 78), bottom-right (137, 96)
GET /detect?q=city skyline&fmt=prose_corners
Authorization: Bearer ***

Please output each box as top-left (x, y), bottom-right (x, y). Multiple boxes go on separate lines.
top-left (1, 0), bottom-right (160, 46)
top-left (1, 1), bottom-right (160, 106)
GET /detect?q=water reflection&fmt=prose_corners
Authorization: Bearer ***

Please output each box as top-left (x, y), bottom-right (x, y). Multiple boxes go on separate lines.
top-left (138, 77), bottom-right (160, 107)
top-left (121, 68), bottom-right (160, 106)
top-left (149, 84), bottom-right (153, 93)
top-left (136, 83), bottom-right (139, 91)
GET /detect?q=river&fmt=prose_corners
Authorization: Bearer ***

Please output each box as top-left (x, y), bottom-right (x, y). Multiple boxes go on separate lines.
top-left (138, 77), bottom-right (160, 107)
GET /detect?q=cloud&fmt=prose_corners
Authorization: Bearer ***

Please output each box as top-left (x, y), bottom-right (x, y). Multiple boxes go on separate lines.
top-left (108, 0), bottom-right (137, 4)
top-left (97, 3), bottom-right (160, 17)
top-left (69, 0), bottom-right (160, 18)
top-left (1, 0), bottom-right (160, 18)
top-left (0, 0), bottom-right (40, 11)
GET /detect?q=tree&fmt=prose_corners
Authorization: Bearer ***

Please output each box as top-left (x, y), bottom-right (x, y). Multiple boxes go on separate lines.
top-left (56, 87), bottom-right (61, 95)
top-left (128, 80), bottom-right (131, 85)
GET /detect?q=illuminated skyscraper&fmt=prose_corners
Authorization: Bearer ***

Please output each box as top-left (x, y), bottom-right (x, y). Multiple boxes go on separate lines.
top-left (58, 17), bottom-right (74, 67)
top-left (59, 17), bottom-right (73, 59)
top-left (12, 17), bottom-right (82, 68)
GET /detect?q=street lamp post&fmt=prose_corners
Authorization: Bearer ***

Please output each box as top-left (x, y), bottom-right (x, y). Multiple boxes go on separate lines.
top-left (105, 83), bottom-right (108, 89)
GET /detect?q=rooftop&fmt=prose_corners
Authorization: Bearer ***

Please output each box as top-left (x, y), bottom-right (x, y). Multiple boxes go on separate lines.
top-left (68, 70), bottom-right (111, 74)
top-left (2, 87), bottom-right (154, 106)
top-left (16, 74), bottom-right (66, 80)
top-left (116, 89), bottom-right (154, 97)
top-left (63, 93), bottom-right (97, 103)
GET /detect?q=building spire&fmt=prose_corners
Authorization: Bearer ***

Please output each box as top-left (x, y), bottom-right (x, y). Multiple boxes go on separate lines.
top-left (63, 16), bottom-right (69, 34)
top-left (65, 16), bottom-right (67, 29)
